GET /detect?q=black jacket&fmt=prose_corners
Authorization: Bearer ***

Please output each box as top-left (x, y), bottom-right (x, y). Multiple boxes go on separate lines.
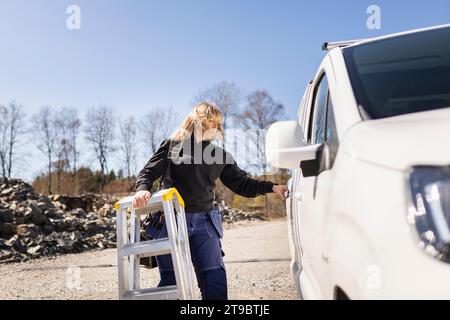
top-left (135, 134), bottom-right (276, 213)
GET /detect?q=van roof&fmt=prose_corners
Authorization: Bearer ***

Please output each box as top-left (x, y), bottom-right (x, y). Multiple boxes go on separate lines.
top-left (322, 23), bottom-right (450, 51)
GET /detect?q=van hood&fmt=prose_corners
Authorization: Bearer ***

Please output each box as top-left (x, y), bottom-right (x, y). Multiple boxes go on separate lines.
top-left (342, 107), bottom-right (450, 171)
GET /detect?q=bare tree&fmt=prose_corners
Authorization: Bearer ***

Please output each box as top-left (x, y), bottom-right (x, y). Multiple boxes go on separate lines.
top-left (53, 107), bottom-right (80, 193)
top-left (65, 108), bottom-right (81, 175)
top-left (139, 107), bottom-right (178, 154)
top-left (0, 101), bottom-right (29, 180)
top-left (84, 105), bottom-right (116, 193)
top-left (119, 116), bottom-right (137, 179)
top-left (32, 106), bottom-right (57, 194)
top-left (66, 109), bottom-right (81, 194)
top-left (140, 109), bottom-right (163, 154)
top-left (160, 107), bottom-right (178, 142)
top-left (237, 90), bottom-right (284, 217)
top-left (194, 81), bottom-right (244, 134)
top-left (0, 104), bottom-right (8, 178)
top-left (54, 114), bottom-right (68, 194)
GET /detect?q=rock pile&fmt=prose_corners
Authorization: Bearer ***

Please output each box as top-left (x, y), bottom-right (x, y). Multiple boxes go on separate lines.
top-left (0, 177), bottom-right (117, 263)
top-left (218, 203), bottom-right (267, 224)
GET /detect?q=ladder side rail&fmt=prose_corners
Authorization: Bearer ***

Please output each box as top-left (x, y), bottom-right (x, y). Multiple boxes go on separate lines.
top-left (116, 208), bottom-right (130, 299)
top-left (163, 199), bottom-right (188, 299)
top-left (175, 199), bottom-right (196, 299)
top-left (174, 204), bottom-right (189, 299)
top-left (128, 209), bottom-right (136, 291)
top-left (132, 209), bottom-right (141, 290)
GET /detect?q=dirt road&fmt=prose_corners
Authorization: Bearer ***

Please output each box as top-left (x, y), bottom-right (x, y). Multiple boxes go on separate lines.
top-left (0, 219), bottom-right (296, 300)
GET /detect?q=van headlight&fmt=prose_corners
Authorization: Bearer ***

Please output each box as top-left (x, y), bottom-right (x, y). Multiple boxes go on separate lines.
top-left (408, 166), bottom-right (450, 263)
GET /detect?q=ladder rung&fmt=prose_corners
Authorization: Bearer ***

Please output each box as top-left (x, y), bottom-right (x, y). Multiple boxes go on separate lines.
top-left (120, 238), bottom-right (171, 257)
top-left (114, 188), bottom-right (184, 210)
top-left (123, 286), bottom-right (179, 300)
top-left (137, 202), bottom-right (163, 213)
top-left (128, 202), bottom-right (164, 215)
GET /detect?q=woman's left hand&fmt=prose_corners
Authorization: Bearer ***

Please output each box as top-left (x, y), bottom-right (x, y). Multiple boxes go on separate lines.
top-left (273, 185), bottom-right (289, 201)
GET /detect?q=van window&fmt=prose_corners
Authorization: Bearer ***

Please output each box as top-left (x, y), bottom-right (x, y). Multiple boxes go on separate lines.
top-left (325, 96), bottom-right (339, 167)
top-left (308, 74), bottom-right (328, 144)
top-left (298, 81), bottom-right (313, 139)
top-left (343, 27), bottom-right (450, 119)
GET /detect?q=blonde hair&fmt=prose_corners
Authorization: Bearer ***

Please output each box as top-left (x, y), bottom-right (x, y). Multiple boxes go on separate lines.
top-left (171, 102), bottom-right (224, 142)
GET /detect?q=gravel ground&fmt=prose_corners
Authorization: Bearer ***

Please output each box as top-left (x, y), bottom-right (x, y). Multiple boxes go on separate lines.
top-left (0, 219), bottom-right (296, 300)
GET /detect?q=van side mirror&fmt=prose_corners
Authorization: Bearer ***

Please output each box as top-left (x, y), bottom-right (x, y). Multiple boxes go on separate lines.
top-left (265, 121), bottom-right (321, 169)
top-left (300, 143), bottom-right (331, 177)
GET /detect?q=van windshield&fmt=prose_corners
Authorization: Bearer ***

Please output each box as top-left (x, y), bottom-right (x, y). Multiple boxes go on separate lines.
top-left (343, 26), bottom-right (450, 119)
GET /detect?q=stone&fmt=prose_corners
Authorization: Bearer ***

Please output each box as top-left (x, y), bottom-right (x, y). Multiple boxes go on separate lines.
top-left (4, 235), bottom-right (18, 246)
top-left (45, 208), bottom-right (63, 219)
top-left (0, 188), bottom-right (13, 196)
top-left (16, 224), bottom-right (40, 238)
top-left (0, 223), bottom-right (16, 237)
top-left (0, 209), bottom-right (14, 223)
top-left (0, 239), bottom-right (9, 250)
top-left (97, 203), bottom-right (113, 219)
top-left (42, 224), bottom-right (56, 234)
top-left (28, 204), bottom-right (48, 226)
top-left (11, 191), bottom-right (27, 201)
top-left (0, 250), bottom-right (14, 261)
top-left (54, 219), bottom-right (71, 232)
top-left (15, 216), bottom-right (25, 225)
top-left (84, 221), bottom-right (99, 234)
top-left (52, 202), bottom-right (66, 211)
top-left (9, 237), bottom-right (27, 254)
top-left (56, 238), bottom-right (74, 252)
top-left (70, 208), bottom-right (86, 216)
top-left (27, 245), bottom-right (42, 255)
top-left (36, 201), bottom-right (52, 212)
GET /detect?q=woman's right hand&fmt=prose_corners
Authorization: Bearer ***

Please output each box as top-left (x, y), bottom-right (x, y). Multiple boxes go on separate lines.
top-left (133, 190), bottom-right (152, 208)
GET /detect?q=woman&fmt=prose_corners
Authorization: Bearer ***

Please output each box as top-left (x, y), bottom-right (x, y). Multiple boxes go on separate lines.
top-left (133, 102), bottom-right (288, 300)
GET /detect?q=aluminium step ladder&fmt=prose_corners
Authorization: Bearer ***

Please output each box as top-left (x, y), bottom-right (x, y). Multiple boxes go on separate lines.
top-left (114, 188), bottom-right (196, 300)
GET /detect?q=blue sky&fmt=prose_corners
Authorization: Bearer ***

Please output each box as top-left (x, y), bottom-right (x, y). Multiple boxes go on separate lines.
top-left (0, 0), bottom-right (448, 183)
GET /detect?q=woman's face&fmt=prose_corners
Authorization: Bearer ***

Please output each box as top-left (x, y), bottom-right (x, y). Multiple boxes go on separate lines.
top-left (205, 117), bottom-right (220, 130)
top-left (202, 117), bottom-right (221, 140)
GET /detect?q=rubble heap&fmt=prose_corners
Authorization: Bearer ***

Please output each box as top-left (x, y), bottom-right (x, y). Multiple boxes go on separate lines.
top-left (218, 203), bottom-right (267, 224)
top-left (0, 177), bottom-right (117, 263)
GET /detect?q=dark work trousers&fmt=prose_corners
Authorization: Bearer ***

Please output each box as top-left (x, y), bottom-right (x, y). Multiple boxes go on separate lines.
top-left (146, 207), bottom-right (227, 300)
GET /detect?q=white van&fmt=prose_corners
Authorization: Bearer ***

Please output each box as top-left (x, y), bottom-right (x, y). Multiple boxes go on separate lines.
top-left (266, 24), bottom-right (450, 299)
